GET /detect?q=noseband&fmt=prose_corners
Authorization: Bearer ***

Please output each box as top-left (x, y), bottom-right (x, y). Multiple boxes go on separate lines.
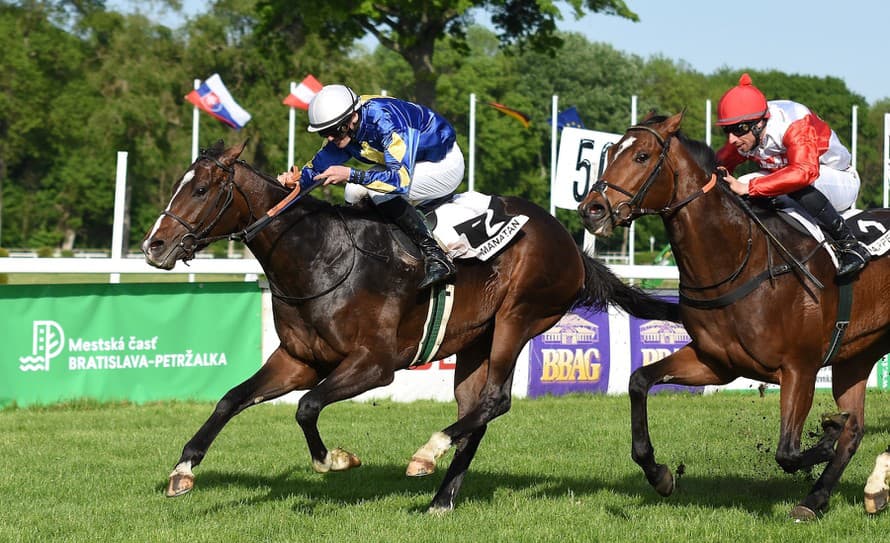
top-left (589, 125), bottom-right (716, 226)
top-left (161, 155), bottom-right (256, 262)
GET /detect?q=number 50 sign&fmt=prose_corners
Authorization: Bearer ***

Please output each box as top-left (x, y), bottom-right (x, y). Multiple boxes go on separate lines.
top-left (553, 127), bottom-right (621, 210)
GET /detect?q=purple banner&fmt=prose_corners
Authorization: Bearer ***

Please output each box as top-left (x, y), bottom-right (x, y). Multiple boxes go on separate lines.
top-left (629, 296), bottom-right (701, 394)
top-left (528, 306), bottom-right (610, 397)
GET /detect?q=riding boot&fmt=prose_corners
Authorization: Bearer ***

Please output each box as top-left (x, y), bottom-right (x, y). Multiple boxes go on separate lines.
top-left (789, 186), bottom-right (870, 277)
top-left (377, 197), bottom-right (456, 289)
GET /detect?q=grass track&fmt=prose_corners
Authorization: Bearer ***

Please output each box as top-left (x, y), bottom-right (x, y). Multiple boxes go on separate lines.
top-left (2, 392), bottom-right (890, 542)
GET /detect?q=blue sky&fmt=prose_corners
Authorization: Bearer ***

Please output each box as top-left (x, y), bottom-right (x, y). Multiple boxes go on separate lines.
top-left (111, 0), bottom-right (888, 105)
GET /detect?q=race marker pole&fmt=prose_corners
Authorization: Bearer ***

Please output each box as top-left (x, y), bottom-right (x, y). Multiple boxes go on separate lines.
top-left (549, 94), bottom-right (558, 216)
top-left (468, 93), bottom-right (476, 193)
top-left (110, 152), bottom-right (128, 284)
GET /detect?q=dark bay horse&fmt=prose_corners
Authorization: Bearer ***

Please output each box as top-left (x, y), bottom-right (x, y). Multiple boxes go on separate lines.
top-left (577, 111), bottom-right (890, 520)
top-left (142, 141), bottom-right (678, 513)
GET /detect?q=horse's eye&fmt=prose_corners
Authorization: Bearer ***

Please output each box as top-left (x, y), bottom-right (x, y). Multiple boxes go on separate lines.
top-left (194, 185), bottom-right (208, 196)
top-left (634, 152), bottom-right (649, 163)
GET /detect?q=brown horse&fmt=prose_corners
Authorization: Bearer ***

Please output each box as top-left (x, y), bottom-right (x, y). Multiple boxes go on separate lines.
top-left (142, 141), bottom-right (678, 513)
top-left (577, 111), bottom-right (890, 520)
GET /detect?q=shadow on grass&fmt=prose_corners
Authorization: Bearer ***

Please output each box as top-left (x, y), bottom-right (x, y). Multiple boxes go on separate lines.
top-left (155, 460), bottom-right (866, 518)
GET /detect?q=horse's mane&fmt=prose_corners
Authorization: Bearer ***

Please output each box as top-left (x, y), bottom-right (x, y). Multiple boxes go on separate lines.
top-left (640, 115), bottom-right (716, 174)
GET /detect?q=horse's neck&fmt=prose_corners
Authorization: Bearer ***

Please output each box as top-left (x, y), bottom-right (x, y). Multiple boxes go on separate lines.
top-left (665, 172), bottom-right (755, 285)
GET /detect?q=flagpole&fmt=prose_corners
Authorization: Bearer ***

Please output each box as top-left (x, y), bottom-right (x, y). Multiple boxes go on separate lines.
top-left (469, 93), bottom-right (476, 192)
top-left (288, 81), bottom-right (296, 170)
top-left (191, 79), bottom-right (200, 162)
top-left (705, 99), bottom-right (712, 147)
top-left (549, 95), bottom-right (558, 216)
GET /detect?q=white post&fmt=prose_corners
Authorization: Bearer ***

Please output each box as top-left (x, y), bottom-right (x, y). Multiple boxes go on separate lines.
top-left (549, 94), bottom-right (558, 216)
top-left (110, 152), bottom-right (128, 284)
top-left (191, 79), bottom-right (200, 162)
top-left (705, 99), bottom-right (712, 147)
top-left (628, 96), bottom-right (637, 267)
top-left (851, 105), bottom-right (858, 171)
top-left (468, 93), bottom-right (476, 192)
top-left (287, 81), bottom-right (296, 170)
top-left (883, 113), bottom-right (890, 207)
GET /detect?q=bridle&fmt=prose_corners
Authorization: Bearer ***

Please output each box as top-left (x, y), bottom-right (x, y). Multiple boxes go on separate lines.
top-left (159, 154), bottom-right (372, 303)
top-left (587, 123), bottom-right (823, 308)
top-left (588, 125), bottom-right (717, 226)
top-left (161, 154), bottom-right (259, 262)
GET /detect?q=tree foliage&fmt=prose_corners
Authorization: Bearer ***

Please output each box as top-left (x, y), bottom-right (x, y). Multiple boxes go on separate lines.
top-left (254, 0), bottom-right (638, 107)
top-left (1, 0), bottom-right (887, 257)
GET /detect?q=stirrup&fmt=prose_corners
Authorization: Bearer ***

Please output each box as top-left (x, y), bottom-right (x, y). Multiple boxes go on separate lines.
top-left (418, 257), bottom-right (456, 290)
top-left (837, 243), bottom-right (869, 277)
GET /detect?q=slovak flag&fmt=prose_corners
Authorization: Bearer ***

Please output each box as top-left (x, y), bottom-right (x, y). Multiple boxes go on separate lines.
top-left (283, 74), bottom-right (323, 110)
top-left (185, 74), bottom-right (252, 129)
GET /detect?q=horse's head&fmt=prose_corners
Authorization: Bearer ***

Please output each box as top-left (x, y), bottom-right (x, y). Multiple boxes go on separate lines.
top-left (142, 140), bottom-right (249, 269)
top-left (578, 111), bottom-right (688, 237)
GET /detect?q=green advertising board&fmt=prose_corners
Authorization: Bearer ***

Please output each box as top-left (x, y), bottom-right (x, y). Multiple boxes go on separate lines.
top-left (1, 282), bottom-right (262, 407)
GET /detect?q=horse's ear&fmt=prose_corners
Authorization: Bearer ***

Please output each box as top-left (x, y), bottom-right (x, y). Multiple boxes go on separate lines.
top-left (221, 140), bottom-right (248, 166)
top-left (664, 110), bottom-right (686, 134)
top-left (641, 109), bottom-right (659, 123)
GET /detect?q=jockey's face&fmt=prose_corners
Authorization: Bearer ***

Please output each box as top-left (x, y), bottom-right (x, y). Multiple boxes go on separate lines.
top-left (321, 113), bottom-right (358, 148)
top-left (723, 119), bottom-right (762, 153)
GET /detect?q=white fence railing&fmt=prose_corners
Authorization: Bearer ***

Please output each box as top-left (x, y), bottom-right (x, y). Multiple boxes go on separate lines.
top-left (0, 257), bottom-right (678, 281)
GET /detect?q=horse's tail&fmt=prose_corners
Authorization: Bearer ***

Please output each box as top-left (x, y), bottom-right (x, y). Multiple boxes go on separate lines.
top-left (577, 253), bottom-right (681, 323)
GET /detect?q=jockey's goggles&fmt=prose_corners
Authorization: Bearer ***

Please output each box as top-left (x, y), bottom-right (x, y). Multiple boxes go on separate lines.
top-left (319, 121), bottom-right (352, 140)
top-left (722, 119), bottom-right (762, 137)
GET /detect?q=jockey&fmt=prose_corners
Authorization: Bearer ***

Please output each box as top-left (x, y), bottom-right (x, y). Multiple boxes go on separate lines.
top-left (278, 85), bottom-right (463, 289)
top-left (716, 73), bottom-right (870, 278)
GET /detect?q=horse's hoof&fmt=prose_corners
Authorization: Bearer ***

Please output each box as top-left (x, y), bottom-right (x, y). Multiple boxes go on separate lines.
top-left (864, 489), bottom-right (888, 514)
top-left (864, 451), bottom-right (890, 514)
top-left (166, 473), bottom-right (194, 497)
top-left (821, 412), bottom-right (850, 431)
top-left (427, 505), bottom-right (453, 516)
top-left (330, 448), bottom-right (362, 471)
top-left (406, 456), bottom-right (436, 477)
top-left (789, 504), bottom-right (817, 522)
top-left (653, 464), bottom-right (674, 497)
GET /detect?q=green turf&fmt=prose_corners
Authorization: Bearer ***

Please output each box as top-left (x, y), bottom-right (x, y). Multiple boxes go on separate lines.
top-left (1, 392), bottom-right (889, 542)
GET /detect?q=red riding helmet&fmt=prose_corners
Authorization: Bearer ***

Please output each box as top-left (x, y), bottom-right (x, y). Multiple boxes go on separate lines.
top-left (716, 73), bottom-right (769, 126)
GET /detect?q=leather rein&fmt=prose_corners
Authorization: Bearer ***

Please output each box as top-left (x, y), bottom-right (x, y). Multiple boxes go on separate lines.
top-left (161, 154), bottom-right (363, 303)
top-left (588, 124), bottom-right (819, 309)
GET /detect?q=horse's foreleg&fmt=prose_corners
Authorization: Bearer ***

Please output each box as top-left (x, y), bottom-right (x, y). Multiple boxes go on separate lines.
top-left (629, 345), bottom-right (729, 497)
top-left (774, 368), bottom-right (826, 476)
top-left (167, 347), bottom-right (318, 497)
top-left (791, 362), bottom-right (870, 521)
top-left (295, 346), bottom-right (394, 473)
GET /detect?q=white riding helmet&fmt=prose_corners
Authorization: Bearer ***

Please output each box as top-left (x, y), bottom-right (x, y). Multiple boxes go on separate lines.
top-left (307, 85), bottom-right (361, 133)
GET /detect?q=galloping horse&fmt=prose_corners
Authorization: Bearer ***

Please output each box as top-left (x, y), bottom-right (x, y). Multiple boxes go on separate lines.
top-left (577, 111), bottom-right (890, 520)
top-left (142, 141), bottom-right (678, 513)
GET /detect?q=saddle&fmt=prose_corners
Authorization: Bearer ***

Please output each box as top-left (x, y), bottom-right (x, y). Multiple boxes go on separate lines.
top-left (757, 196), bottom-right (890, 267)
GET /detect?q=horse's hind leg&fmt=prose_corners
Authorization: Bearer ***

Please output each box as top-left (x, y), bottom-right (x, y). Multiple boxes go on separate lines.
top-left (424, 340), bottom-right (492, 513)
top-left (629, 345), bottom-right (730, 497)
top-left (167, 347), bottom-right (318, 497)
top-left (791, 361), bottom-right (870, 521)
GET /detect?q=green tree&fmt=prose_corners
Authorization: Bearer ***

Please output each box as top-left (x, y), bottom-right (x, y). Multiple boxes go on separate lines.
top-left (256, 0), bottom-right (638, 107)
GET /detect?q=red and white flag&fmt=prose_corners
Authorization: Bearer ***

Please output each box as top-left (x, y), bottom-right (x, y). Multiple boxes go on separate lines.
top-left (283, 74), bottom-right (323, 110)
top-left (185, 74), bottom-right (252, 129)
